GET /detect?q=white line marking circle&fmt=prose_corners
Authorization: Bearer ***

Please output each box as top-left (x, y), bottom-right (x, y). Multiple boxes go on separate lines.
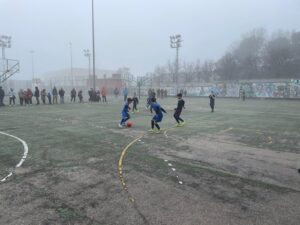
top-left (0, 131), bottom-right (29, 183)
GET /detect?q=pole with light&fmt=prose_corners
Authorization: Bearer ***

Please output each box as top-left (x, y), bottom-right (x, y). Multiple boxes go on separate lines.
top-left (30, 50), bottom-right (35, 82)
top-left (83, 49), bottom-right (91, 76)
top-left (69, 42), bottom-right (74, 87)
top-left (91, 0), bottom-right (96, 90)
top-left (170, 34), bottom-right (182, 94)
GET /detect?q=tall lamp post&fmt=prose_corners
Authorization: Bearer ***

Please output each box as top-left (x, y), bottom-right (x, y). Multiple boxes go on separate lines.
top-left (91, 0), bottom-right (96, 90)
top-left (83, 49), bottom-right (91, 76)
top-left (30, 50), bottom-right (35, 86)
top-left (170, 34), bottom-right (182, 94)
top-left (69, 42), bottom-right (74, 87)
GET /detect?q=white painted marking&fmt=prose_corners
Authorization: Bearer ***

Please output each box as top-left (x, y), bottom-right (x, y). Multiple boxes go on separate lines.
top-left (179, 181), bottom-right (183, 185)
top-left (1, 172), bottom-right (12, 182)
top-left (0, 131), bottom-right (29, 183)
top-left (168, 163), bottom-right (172, 167)
top-left (172, 168), bottom-right (176, 171)
top-left (164, 159), bottom-right (168, 162)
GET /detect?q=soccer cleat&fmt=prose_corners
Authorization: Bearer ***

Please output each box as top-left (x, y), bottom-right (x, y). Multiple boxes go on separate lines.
top-left (155, 130), bottom-right (161, 134)
top-left (176, 123), bottom-right (181, 127)
top-left (118, 124), bottom-right (123, 128)
top-left (180, 121), bottom-right (186, 126)
top-left (148, 129), bottom-right (154, 133)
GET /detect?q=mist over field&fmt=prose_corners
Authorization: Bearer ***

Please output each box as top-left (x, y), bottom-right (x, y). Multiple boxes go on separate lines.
top-left (1, 0), bottom-right (300, 79)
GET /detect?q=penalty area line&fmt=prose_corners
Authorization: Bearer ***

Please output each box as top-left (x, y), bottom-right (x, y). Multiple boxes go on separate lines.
top-left (0, 131), bottom-right (29, 183)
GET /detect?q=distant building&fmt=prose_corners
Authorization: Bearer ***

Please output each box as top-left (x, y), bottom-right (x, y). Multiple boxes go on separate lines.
top-left (87, 74), bottom-right (122, 92)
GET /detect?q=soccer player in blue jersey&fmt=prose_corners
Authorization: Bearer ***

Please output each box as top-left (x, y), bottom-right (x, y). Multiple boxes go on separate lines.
top-left (149, 97), bottom-right (167, 133)
top-left (119, 98), bottom-right (133, 128)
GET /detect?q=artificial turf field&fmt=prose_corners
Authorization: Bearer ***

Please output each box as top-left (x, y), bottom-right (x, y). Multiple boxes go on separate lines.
top-left (0, 97), bottom-right (299, 225)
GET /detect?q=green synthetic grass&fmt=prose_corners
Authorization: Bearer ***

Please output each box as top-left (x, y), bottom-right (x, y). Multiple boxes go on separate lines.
top-left (0, 97), bottom-right (299, 183)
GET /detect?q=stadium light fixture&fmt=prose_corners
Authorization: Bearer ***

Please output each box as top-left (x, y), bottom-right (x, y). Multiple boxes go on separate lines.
top-left (0, 35), bottom-right (12, 59)
top-left (169, 34), bottom-right (182, 94)
top-left (83, 49), bottom-right (91, 76)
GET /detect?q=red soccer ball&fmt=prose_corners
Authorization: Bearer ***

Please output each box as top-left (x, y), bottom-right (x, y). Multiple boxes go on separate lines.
top-left (127, 121), bottom-right (133, 127)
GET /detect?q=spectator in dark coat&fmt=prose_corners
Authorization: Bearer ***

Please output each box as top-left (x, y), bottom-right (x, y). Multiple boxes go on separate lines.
top-left (59, 88), bottom-right (65, 104)
top-left (0, 86), bottom-right (5, 106)
top-left (34, 86), bottom-right (40, 105)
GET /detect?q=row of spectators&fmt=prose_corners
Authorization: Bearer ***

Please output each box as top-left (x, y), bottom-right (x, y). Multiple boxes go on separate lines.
top-left (0, 86), bottom-right (108, 106)
top-left (149, 89), bottom-right (168, 99)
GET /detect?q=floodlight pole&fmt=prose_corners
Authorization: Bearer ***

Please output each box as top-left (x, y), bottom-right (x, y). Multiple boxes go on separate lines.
top-left (170, 34), bottom-right (182, 94)
top-left (83, 49), bottom-right (91, 76)
top-left (30, 50), bottom-right (35, 81)
top-left (69, 42), bottom-right (74, 87)
top-left (92, 0), bottom-right (96, 90)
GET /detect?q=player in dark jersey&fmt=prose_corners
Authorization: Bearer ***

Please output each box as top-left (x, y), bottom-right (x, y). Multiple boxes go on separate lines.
top-left (149, 98), bottom-right (167, 133)
top-left (174, 93), bottom-right (185, 126)
top-left (119, 98), bottom-right (133, 128)
top-left (209, 91), bottom-right (215, 112)
top-left (132, 92), bottom-right (139, 113)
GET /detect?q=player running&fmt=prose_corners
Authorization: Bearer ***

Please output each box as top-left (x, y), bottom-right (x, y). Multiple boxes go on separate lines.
top-left (119, 98), bottom-right (133, 128)
top-left (149, 98), bottom-right (167, 133)
top-left (174, 93), bottom-right (185, 126)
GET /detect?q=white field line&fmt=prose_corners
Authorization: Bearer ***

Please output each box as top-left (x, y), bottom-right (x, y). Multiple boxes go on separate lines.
top-left (0, 131), bottom-right (29, 183)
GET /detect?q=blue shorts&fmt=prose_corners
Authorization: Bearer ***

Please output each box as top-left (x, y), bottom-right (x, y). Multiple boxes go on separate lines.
top-left (122, 112), bottom-right (130, 120)
top-left (152, 114), bottom-right (163, 123)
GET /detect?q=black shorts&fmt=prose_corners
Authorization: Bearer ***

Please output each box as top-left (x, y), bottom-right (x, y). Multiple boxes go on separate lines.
top-left (174, 110), bottom-right (182, 117)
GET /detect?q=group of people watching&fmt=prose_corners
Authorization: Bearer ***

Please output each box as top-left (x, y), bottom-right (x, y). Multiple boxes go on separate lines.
top-left (149, 89), bottom-right (168, 99)
top-left (0, 86), bottom-right (103, 106)
top-left (88, 87), bottom-right (107, 102)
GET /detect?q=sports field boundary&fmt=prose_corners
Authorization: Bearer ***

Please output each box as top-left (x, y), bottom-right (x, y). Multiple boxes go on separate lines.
top-left (0, 131), bottom-right (29, 183)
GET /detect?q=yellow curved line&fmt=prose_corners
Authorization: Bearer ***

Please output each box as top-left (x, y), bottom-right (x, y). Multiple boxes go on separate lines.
top-left (118, 135), bottom-right (144, 202)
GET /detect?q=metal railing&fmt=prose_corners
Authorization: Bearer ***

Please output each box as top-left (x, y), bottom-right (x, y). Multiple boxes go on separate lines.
top-left (0, 58), bottom-right (20, 83)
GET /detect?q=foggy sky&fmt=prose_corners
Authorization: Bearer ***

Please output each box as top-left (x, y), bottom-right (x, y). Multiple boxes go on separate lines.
top-left (1, 0), bottom-right (300, 79)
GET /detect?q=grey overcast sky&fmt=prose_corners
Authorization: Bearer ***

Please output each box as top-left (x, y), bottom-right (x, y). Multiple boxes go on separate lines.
top-left (1, 0), bottom-right (300, 79)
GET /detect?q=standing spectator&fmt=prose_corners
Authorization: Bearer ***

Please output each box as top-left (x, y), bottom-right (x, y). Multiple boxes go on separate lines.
top-left (52, 86), bottom-right (58, 104)
top-left (71, 88), bottom-right (76, 102)
top-left (18, 89), bottom-right (24, 106)
top-left (34, 86), bottom-right (40, 105)
top-left (88, 88), bottom-right (93, 102)
top-left (0, 86), bottom-right (5, 106)
top-left (41, 89), bottom-right (47, 104)
top-left (78, 90), bottom-right (83, 103)
top-left (157, 89), bottom-right (160, 99)
top-left (114, 87), bottom-right (119, 98)
top-left (96, 90), bottom-right (101, 102)
top-left (59, 88), bottom-right (65, 104)
top-left (160, 89), bottom-right (164, 99)
top-left (101, 86), bottom-right (107, 103)
top-left (8, 88), bottom-right (16, 106)
top-left (23, 89), bottom-right (28, 105)
top-left (27, 88), bottom-right (33, 105)
top-left (123, 86), bottom-right (128, 102)
top-left (184, 89), bottom-right (187, 97)
top-left (47, 92), bottom-right (52, 104)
